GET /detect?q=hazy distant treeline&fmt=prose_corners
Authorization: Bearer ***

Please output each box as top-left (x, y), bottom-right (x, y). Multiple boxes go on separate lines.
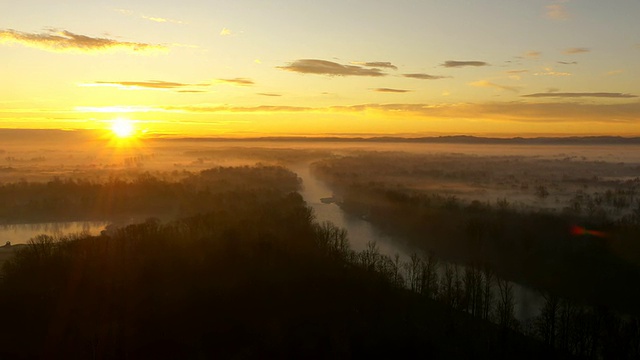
top-left (312, 152), bottom-right (640, 218)
top-left (0, 165), bottom-right (300, 224)
top-left (0, 166), bottom-right (567, 359)
top-left (312, 154), bottom-right (640, 355)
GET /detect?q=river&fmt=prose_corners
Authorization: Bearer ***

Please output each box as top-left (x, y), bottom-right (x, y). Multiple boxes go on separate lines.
top-left (293, 162), bottom-right (544, 322)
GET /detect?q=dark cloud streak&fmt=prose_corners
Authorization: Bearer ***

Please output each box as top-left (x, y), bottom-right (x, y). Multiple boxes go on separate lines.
top-left (522, 92), bottom-right (637, 98)
top-left (94, 80), bottom-right (192, 89)
top-left (563, 47), bottom-right (590, 54)
top-left (373, 88), bottom-right (411, 93)
top-left (442, 60), bottom-right (489, 68)
top-left (402, 73), bottom-right (450, 80)
top-left (217, 78), bottom-right (254, 86)
top-left (0, 29), bottom-right (165, 53)
top-left (352, 61), bottom-right (398, 70)
top-left (278, 59), bottom-right (386, 76)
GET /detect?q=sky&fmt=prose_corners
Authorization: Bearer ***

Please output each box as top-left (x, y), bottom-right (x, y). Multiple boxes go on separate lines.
top-left (1, 0), bottom-right (639, 137)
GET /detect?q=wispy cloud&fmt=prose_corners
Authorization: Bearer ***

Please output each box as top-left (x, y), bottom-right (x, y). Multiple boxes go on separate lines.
top-left (278, 59), bottom-right (386, 77)
top-left (0, 29), bottom-right (165, 53)
top-left (93, 81), bottom-right (190, 89)
top-left (351, 61), bottom-right (398, 70)
top-left (141, 15), bottom-right (186, 24)
top-left (557, 61), bottom-right (578, 65)
top-left (533, 67), bottom-right (572, 76)
top-left (563, 47), bottom-right (590, 54)
top-left (331, 102), bottom-right (640, 123)
top-left (257, 93), bottom-right (282, 97)
top-left (115, 8), bottom-right (186, 25)
top-left (522, 51), bottom-right (541, 59)
top-left (220, 28), bottom-right (233, 36)
top-left (217, 78), bottom-right (254, 86)
top-left (605, 70), bottom-right (624, 76)
top-left (81, 80), bottom-right (207, 90)
top-left (402, 73), bottom-right (450, 80)
top-left (506, 69), bottom-right (528, 80)
top-left (373, 88), bottom-right (411, 93)
top-left (77, 102), bottom-right (640, 123)
top-left (83, 78), bottom-right (255, 90)
top-left (522, 92), bottom-right (637, 98)
top-left (546, 4), bottom-right (569, 20)
top-left (469, 80), bottom-right (520, 93)
top-left (114, 8), bottom-right (134, 16)
top-left (165, 105), bottom-right (311, 113)
top-left (442, 60), bottom-right (489, 68)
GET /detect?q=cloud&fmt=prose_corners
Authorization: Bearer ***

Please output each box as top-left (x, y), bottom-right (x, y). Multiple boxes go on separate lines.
top-left (533, 67), bottom-right (571, 76)
top-left (0, 29), bottom-right (165, 53)
top-left (257, 93), bottom-right (282, 97)
top-left (81, 80), bottom-right (207, 90)
top-left (84, 78), bottom-right (256, 90)
top-left (469, 80), bottom-right (520, 93)
top-left (220, 28), bottom-right (233, 36)
top-left (217, 78), bottom-right (254, 86)
top-left (563, 47), bottom-right (590, 54)
top-left (546, 4), bottom-right (569, 20)
top-left (141, 15), bottom-right (186, 24)
top-left (114, 8), bottom-right (134, 16)
top-left (330, 102), bottom-right (640, 123)
top-left (95, 81), bottom-right (190, 89)
top-left (442, 60), bottom-right (489, 68)
top-left (78, 102), bottom-right (640, 123)
top-left (373, 88), bottom-right (411, 93)
top-left (277, 59), bottom-right (386, 77)
top-left (506, 70), bottom-right (528, 80)
top-left (557, 61), bottom-right (578, 65)
top-left (114, 8), bottom-right (186, 25)
top-left (165, 105), bottom-right (311, 113)
top-left (351, 61), bottom-right (398, 70)
top-left (523, 51), bottom-right (541, 59)
top-left (402, 73), bottom-right (450, 80)
top-left (606, 70), bottom-right (624, 76)
top-left (522, 92), bottom-right (637, 98)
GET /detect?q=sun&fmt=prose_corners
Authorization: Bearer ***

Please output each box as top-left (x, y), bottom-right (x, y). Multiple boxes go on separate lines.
top-left (111, 118), bottom-right (136, 138)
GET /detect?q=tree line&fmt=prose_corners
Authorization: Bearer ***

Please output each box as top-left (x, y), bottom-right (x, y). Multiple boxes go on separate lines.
top-left (312, 157), bottom-right (640, 358)
top-left (0, 165), bottom-right (300, 224)
top-left (0, 166), bottom-right (566, 359)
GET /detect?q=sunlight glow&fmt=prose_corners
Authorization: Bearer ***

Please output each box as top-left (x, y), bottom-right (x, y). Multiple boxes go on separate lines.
top-left (111, 118), bottom-right (136, 138)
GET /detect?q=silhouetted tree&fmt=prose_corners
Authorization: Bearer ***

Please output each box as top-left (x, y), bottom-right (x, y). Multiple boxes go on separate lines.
top-left (496, 278), bottom-right (517, 330)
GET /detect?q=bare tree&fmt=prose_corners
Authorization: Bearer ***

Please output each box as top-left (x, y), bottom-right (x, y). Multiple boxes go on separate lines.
top-left (496, 278), bottom-right (516, 330)
top-left (420, 251), bottom-right (439, 299)
top-left (403, 252), bottom-right (423, 292)
top-left (537, 293), bottom-right (559, 347)
top-left (481, 265), bottom-right (494, 321)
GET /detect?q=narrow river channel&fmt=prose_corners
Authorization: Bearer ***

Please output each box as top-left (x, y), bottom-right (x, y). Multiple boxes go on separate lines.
top-left (293, 162), bottom-right (544, 322)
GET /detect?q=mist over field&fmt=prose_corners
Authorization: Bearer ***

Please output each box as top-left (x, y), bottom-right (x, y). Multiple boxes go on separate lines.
top-left (0, 130), bottom-right (639, 358)
top-left (3, 0), bottom-right (640, 357)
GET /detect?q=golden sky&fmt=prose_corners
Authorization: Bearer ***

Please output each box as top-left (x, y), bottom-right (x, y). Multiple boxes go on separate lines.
top-left (1, 0), bottom-right (639, 137)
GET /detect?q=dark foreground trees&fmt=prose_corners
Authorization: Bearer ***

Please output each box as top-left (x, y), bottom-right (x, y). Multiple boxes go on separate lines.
top-left (0, 168), bottom-right (564, 359)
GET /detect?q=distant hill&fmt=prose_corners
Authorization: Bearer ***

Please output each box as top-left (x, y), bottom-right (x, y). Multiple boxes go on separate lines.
top-left (158, 134), bottom-right (640, 145)
top-left (1, 128), bottom-right (639, 145)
